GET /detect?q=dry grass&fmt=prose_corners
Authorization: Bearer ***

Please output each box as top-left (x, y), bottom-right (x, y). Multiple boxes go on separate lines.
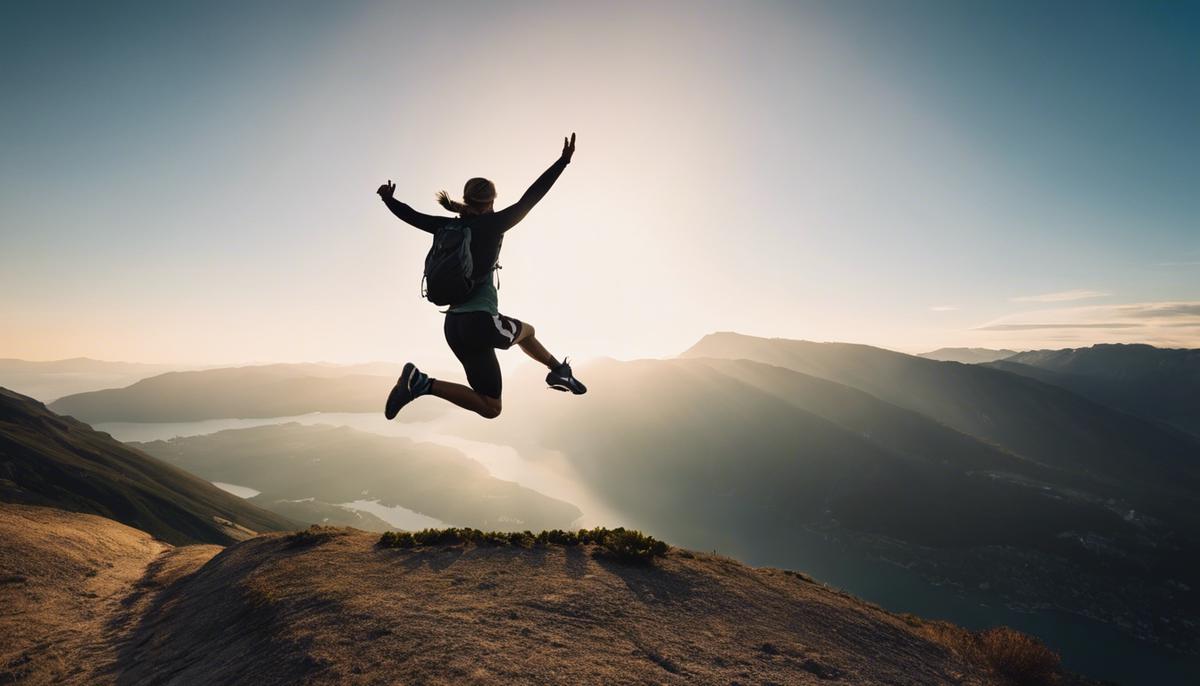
top-left (0, 503), bottom-right (170, 685)
top-left (6, 503), bottom-right (1082, 685)
top-left (909, 617), bottom-right (1062, 686)
top-left (978, 627), bottom-right (1062, 685)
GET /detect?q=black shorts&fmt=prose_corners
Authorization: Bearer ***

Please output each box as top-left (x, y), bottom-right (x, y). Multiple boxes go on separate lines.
top-left (443, 311), bottom-right (524, 399)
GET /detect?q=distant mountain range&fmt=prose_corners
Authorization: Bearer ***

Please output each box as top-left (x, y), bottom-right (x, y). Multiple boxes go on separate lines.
top-left (918, 347), bottom-right (1020, 364)
top-left (9, 336), bottom-right (1200, 666)
top-left (3, 333), bottom-right (1197, 681)
top-left (987, 344), bottom-right (1200, 437)
top-left (49, 363), bottom-right (447, 423)
top-left (456, 334), bottom-right (1200, 653)
top-left (132, 423), bottom-right (582, 531)
top-left (682, 334), bottom-right (1200, 498)
top-left (0, 387), bottom-right (297, 545)
top-left (0, 357), bottom-right (183, 402)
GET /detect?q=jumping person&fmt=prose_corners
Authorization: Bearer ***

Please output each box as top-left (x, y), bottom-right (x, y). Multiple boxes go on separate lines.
top-left (376, 133), bottom-right (586, 420)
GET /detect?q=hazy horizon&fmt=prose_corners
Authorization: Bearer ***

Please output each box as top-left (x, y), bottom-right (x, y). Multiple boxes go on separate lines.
top-left (0, 331), bottom-right (1194, 370)
top-left (3, 1), bottom-right (1198, 366)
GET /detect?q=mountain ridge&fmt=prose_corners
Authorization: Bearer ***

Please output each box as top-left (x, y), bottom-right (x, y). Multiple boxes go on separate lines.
top-left (47, 364), bottom-right (448, 423)
top-left (987, 344), bottom-right (1200, 437)
top-left (681, 333), bottom-right (1200, 502)
top-left (0, 387), bottom-right (299, 545)
top-left (919, 347), bottom-right (1020, 364)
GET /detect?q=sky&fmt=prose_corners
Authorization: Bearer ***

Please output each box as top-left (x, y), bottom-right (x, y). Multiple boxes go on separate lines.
top-left (2, 0), bottom-right (1197, 365)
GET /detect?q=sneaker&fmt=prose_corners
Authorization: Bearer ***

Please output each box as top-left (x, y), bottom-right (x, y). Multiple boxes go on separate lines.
top-left (385, 362), bottom-right (431, 419)
top-left (546, 358), bottom-right (587, 395)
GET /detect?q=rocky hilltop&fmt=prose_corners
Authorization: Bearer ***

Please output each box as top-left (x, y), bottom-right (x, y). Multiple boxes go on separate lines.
top-left (0, 503), bottom-right (1098, 686)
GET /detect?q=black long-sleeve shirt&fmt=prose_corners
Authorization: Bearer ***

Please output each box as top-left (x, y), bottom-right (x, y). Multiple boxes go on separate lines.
top-left (382, 155), bottom-right (570, 281)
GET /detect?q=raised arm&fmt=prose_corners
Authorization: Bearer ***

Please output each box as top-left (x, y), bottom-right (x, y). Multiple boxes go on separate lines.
top-left (495, 133), bottom-right (575, 230)
top-left (376, 180), bottom-right (449, 234)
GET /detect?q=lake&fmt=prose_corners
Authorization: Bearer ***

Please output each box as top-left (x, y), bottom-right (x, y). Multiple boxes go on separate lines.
top-left (97, 412), bottom-right (625, 528)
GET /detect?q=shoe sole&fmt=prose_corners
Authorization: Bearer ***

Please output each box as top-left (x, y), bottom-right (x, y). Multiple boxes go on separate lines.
top-left (385, 363), bottom-right (416, 420)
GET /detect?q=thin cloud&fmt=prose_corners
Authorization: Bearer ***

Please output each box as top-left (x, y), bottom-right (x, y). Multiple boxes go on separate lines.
top-left (973, 301), bottom-right (1200, 348)
top-left (1010, 289), bottom-right (1109, 303)
top-left (929, 306), bottom-right (958, 312)
top-left (1121, 303), bottom-right (1200, 319)
top-left (979, 323), bottom-right (1137, 331)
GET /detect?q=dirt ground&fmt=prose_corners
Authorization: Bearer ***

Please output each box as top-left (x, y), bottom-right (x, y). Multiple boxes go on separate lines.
top-left (1, 503), bottom-right (1042, 685)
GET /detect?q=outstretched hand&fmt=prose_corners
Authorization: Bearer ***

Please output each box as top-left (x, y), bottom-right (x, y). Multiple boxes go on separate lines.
top-left (376, 180), bottom-right (395, 200)
top-left (561, 132), bottom-right (576, 162)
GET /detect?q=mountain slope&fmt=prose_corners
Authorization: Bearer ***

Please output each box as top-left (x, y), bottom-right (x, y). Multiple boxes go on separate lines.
top-left (0, 387), bottom-right (298, 545)
top-left (0, 503), bottom-right (187, 684)
top-left (990, 344), bottom-right (1200, 437)
top-left (1, 503), bottom-right (1089, 686)
top-left (499, 358), bottom-right (1137, 552)
top-left (48, 363), bottom-right (447, 423)
top-left (690, 357), bottom-right (1149, 545)
top-left (455, 355), bottom-right (1200, 653)
top-left (132, 423), bottom-right (583, 531)
top-left (681, 333), bottom-right (1200, 506)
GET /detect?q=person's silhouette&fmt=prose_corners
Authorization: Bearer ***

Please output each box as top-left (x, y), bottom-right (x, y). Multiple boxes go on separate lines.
top-left (377, 133), bottom-right (585, 419)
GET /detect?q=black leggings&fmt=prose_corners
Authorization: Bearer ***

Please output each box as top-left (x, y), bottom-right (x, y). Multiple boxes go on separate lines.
top-left (443, 311), bottom-right (524, 399)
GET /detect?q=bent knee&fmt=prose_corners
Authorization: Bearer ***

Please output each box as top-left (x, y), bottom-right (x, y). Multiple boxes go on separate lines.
top-left (478, 399), bottom-right (502, 419)
top-left (517, 322), bottom-right (535, 342)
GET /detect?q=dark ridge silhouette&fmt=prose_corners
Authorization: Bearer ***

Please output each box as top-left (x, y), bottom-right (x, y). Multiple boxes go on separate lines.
top-left (47, 363), bottom-right (449, 423)
top-left (0, 387), bottom-right (298, 545)
top-left (681, 333), bottom-right (1200, 502)
top-left (457, 349), bottom-right (1200, 653)
top-left (989, 343), bottom-right (1200, 437)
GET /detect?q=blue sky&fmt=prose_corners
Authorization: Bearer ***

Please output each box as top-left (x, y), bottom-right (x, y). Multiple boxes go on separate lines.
top-left (1, 1), bottom-right (1197, 364)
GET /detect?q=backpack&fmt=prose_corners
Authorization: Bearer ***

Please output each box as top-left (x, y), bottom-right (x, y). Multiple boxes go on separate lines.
top-left (421, 223), bottom-right (477, 306)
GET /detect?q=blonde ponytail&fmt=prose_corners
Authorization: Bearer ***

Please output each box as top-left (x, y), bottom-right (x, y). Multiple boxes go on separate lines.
top-left (437, 177), bottom-right (497, 216)
top-left (435, 190), bottom-right (470, 214)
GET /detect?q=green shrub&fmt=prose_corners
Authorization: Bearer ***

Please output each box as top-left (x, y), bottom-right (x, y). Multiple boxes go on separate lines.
top-left (378, 530), bottom-right (416, 548)
top-left (286, 525), bottom-right (345, 547)
top-left (596, 527), bottom-right (669, 563)
top-left (536, 529), bottom-right (582, 546)
top-left (413, 528), bottom-right (466, 546)
top-left (509, 530), bottom-right (535, 548)
top-left (376, 526), bottom-right (670, 562)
